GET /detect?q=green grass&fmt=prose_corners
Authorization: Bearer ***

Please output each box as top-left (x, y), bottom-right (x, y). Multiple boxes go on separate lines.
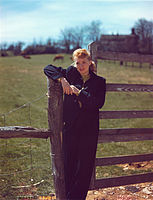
top-left (0, 54), bottom-right (153, 199)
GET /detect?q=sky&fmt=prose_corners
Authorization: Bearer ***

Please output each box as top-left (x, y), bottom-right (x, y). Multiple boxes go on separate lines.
top-left (0, 0), bottom-right (153, 46)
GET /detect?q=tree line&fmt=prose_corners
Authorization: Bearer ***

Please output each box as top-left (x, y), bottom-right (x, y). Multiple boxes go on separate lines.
top-left (0, 18), bottom-right (153, 56)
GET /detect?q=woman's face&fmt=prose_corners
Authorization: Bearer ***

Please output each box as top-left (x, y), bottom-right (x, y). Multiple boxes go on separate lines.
top-left (74, 57), bottom-right (91, 76)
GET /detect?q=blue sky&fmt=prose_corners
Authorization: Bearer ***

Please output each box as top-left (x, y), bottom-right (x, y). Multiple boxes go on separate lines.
top-left (0, 0), bottom-right (153, 45)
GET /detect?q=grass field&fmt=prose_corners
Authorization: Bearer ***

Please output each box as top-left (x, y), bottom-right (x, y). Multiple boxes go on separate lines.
top-left (0, 54), bottom-right (153, 199)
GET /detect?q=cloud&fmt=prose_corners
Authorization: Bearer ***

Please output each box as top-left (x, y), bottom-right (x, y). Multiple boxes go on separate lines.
top-left (0, 0), bottom-right (153, 44)
top-left (118, 1), bottom-right (153, 20)
top-left (0, 1), bottom-right (66, 43)
top-left (0, 0), bottom-right (91, 43)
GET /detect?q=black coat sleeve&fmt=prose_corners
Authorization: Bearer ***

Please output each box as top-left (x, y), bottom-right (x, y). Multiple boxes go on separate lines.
top-left (44, 64), bottom-right (67, 80)
top-left (77, 78), bottom-right (106, 110)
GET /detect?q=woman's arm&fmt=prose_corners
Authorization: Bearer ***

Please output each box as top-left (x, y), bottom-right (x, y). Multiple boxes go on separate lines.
top-left (60, 77), bottom-right (73, 95)
top-left (44, 64), bottom-right (73, 95)
top-left (44, 64), bottom-right (66, 80)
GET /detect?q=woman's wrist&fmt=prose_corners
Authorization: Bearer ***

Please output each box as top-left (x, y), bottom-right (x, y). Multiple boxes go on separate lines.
top-left (58, 77), bottom-right (64, 82)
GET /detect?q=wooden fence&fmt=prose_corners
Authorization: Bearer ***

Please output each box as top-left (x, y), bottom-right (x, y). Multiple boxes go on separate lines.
top-left (1, 83), bottom-right (153, 194)
top-left (0, 44), bottom-right (153, 199)
top-left (89, 83), bottom-right (153, 190)
top-left (88, 41), bottom-right (153, 189)
top-left (0, 79), bottom-right (66, 200)
top-left (90, 41), bottom-right (153, 68)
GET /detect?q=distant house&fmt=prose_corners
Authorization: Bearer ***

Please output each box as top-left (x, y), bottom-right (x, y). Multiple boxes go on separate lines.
top-left (98, 28), bottom-right (139, 53)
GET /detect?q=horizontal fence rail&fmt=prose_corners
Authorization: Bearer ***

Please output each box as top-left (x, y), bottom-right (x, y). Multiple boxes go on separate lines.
top-left (106, 83), bottom-right (153, 92)
top-left (94, 173), bottom-right (153, 189)
top-left (97, 51), bottom-right (153, 64)
top-left (98, 128), bottom-right (153, 143)
top-left (95, 153), bottom-right (153, 166)
top-left (0, 126), bottom-right (50, 139)
top-left (1, 127), bottom-right (153, 143)
top-left (99, 110), bottom-right (153, 119)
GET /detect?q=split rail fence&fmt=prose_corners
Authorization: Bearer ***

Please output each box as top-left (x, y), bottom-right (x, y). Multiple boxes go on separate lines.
top-left (89, 41), bottom-right (153, 189)
top-left (91, 41), bottom-right (153, 68)
top-left (89, 83), bottom-right (153, 189)
top-left (0, 43), bottom-right (153, 199)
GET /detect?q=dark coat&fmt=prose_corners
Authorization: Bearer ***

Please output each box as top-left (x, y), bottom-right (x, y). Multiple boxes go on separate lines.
top-left (44, 64), bottom-right (106, 199)
top-left (44, 64), bottom-right (106, 134)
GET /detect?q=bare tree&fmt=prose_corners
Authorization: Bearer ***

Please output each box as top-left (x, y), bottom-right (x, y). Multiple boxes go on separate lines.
top-left (0, 42), bottom-right (8, 51)
top-left (13, 41), bottom-right (25, 55)
top-left (59, 28), bottom-right (74, 53)
top-left (86, 20), bottom-right (103, 42)
top-left (59, 26), bottom-right (87, 52)
top-left (59, 21), bottom-right (103, 53)
top-left (133, 18), bottom-right (153, 54)
top-left (71, 26), bottom-right (86, 49)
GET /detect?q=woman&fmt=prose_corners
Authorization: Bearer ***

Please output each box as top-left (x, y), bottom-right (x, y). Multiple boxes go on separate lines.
top-left (44, 49), bottom-right (106, 200)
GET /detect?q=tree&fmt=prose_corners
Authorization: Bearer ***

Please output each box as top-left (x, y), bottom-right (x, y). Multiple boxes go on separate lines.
top-left (59, 24), bottom-right (93, 53)
top-left (13, 41), bottom-right (25, 55)
top-left (59, 28), bottom-right (74, 53)
top-left (0, 42), bottom-right (8, 51)
top-left (70, 26), bottom-right (86, 50)
top-left (45, 38), bottom-right (58, 53)
top-left (86, 20), bottom-right (103, 43)
top-left (7, 44), bottom-right (15, 51)
top-left (133, 18), bottom-right (153, 54)
top-left (59, 22), bottom-right (103, 53)
top-left (0, 42), bottom-right (8, 56)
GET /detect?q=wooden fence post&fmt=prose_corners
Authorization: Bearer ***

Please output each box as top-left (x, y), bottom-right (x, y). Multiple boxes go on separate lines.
top-left (88, 42), bottom-right (98, 72)
top-left (47, 78), bottom-right (66, 200)
top-left (88, 42), bottom-right (97, 189)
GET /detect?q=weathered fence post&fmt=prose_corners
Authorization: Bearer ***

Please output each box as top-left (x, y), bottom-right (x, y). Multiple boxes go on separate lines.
top-left (47, 78), bottom-right (66, 200)
top-left (88, 42), bottom-right (98, 72)
top-left (88, 42), bottom-right (97, 189)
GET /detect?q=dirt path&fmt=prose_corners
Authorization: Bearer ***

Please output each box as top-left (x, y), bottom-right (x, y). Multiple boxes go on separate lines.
top-left (86, 182), bottom-right (153, 200)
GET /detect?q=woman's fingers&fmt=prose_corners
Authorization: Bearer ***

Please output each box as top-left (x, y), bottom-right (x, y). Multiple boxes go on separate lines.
top-left (64, 86), bottom-right (73, 95)
top-left (61, 78), bottom-right (71, 95)
top-left (62, 82), bottom-right (73, 95)
top-left (60, 78), bottom-right (79, 95)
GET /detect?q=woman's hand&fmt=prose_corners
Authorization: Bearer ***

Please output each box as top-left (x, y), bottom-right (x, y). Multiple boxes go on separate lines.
top-left (60, 77), bottom-right (73, 95)
top-left (70, 85), bottom-right (80, 96)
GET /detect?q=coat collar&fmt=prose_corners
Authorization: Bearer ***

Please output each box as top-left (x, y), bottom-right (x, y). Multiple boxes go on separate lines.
top-left (72, 65), bottom-right (96, 81)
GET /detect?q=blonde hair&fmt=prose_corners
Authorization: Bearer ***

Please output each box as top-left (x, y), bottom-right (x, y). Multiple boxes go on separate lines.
top-left (72, 49), bottom-right (96, 73)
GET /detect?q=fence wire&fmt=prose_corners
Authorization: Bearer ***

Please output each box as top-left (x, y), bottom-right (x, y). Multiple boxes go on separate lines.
top-left (0, 94), bottom-right (46, 117)
top-left (0, 94), bottom-right (53, 198)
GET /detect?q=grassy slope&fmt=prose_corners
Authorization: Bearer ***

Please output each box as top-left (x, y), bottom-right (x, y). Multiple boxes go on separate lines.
top-left (0, 55), bottom-right (153, 198)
